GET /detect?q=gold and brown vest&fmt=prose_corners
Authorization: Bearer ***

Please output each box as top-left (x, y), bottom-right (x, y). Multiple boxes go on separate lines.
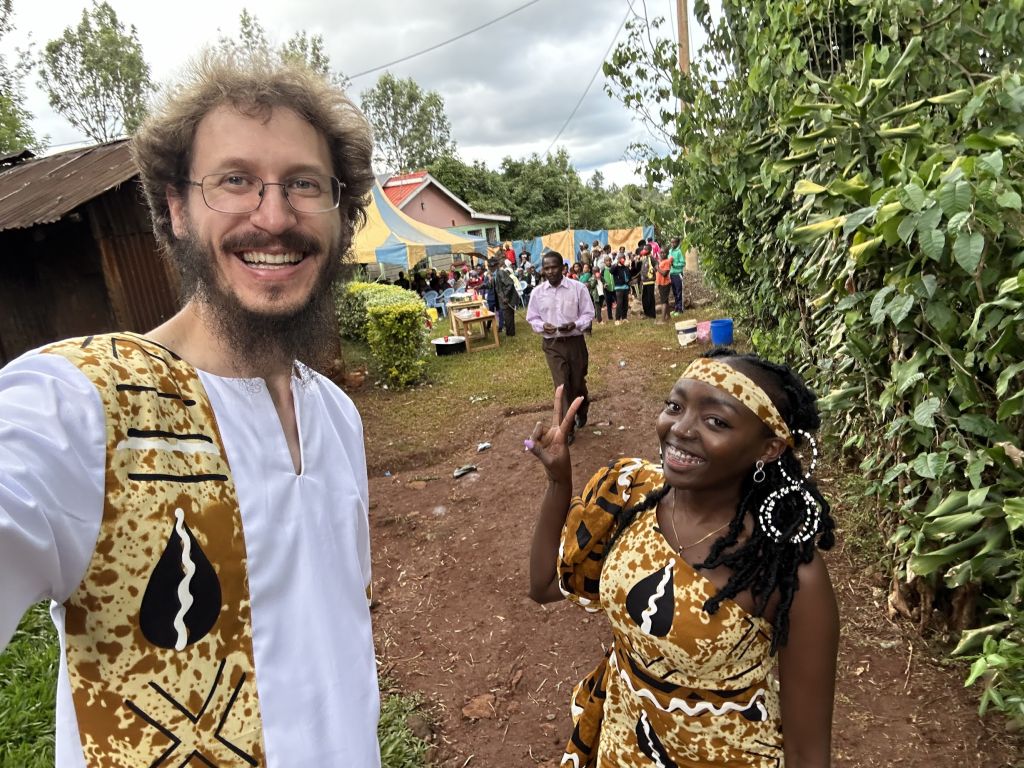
top-left (45, 333), bottom-right (266, 767)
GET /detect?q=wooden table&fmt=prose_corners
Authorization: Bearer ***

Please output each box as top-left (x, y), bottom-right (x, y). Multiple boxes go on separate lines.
top-left (449, 300), bottom-right (487, 336)
top-left (456, 310), bottom-right (500, 352)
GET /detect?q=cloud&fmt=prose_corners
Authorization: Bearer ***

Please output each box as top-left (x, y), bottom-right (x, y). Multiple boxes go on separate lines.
top-left (6, 0), bottom-right (695, 184)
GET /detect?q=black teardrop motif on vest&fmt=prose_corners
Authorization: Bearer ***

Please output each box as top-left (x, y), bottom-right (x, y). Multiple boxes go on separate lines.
top-left (139, 516), bottom-right (222, 650)
top-left (636, 712), bottom-right (678, 768)
top-left (625, 563), bottom-right (675, 637)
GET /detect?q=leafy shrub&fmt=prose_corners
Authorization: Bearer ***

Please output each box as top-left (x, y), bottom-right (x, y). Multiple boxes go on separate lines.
top-left (337, 281), bottom-right (421, 342)
top-left (367, 301), bottom-right (429, 389)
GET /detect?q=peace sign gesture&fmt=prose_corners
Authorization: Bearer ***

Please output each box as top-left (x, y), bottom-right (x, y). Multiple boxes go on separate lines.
top-left (526, 385), bottom-right (584, 484)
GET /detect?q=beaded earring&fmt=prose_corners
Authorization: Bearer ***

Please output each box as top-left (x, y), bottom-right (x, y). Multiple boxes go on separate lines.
top-left (756, 429), bottom-right (821, 544)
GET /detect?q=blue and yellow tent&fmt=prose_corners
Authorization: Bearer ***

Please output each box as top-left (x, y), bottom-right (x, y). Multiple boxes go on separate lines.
top-left (493, 226), bottom-right (657, 267)
top-left (352, 183), bottom-right (486, 269)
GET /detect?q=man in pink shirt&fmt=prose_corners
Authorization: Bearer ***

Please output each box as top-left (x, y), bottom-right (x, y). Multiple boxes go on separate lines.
top-left (526, 251), bottom-right (596, 444)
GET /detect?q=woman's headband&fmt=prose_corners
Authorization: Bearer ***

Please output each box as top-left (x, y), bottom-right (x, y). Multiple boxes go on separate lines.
top-left (681, 357), bottom-right (794, 446)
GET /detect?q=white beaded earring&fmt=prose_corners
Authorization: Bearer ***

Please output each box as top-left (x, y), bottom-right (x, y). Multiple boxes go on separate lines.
top-left (756, 429), bottom-right (821, 544)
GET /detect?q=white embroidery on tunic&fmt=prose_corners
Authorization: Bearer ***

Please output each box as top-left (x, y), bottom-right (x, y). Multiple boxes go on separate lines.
top-left (173, 507), bottom-right (196, 651)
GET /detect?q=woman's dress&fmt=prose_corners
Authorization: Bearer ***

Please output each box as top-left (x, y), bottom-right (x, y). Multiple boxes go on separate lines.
top-left (557, 458), bottom-right (784, 767)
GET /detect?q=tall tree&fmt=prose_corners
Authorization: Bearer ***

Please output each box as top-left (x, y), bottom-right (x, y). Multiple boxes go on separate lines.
top-left (0, 0), bottom-right (41, 153)
top-left (360, 73), bottom-right (456, 174)
top-left (38, 1), bottom-right (152, 142)
top-left (216, 10), bottom-right (348, 88)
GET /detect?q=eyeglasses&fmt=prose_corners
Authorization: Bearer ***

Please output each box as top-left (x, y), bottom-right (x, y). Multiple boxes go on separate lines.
top-left (185, 172), bottom-right (344, 214)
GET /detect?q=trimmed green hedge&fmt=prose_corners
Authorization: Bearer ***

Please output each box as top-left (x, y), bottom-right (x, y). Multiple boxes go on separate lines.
top-left (337, 282), bottom-right (422, 342)
top-left (337, 282), bottom-right (429, 388)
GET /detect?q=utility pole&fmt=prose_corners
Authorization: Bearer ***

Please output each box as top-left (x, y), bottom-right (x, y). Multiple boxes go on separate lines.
top-left (677, 0), bottom-right (690, 73)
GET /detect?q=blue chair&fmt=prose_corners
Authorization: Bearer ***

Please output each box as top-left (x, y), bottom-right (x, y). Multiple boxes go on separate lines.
top-left (437, 288), bottom-right (454, 317)
top-left (423, 290), bottom-right (445, 318)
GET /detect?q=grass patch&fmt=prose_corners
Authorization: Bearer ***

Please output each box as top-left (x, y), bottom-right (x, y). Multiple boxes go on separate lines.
top-left (0, 603), bottom-right (57, 768)
top-left (378, 680), bottom-right (432, 768)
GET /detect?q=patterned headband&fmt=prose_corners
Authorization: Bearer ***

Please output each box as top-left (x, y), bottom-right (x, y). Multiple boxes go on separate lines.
top-left (681, 357), bottom-right (794, 446)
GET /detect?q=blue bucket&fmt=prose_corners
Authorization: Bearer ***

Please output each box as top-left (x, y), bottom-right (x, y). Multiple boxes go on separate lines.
top-left (710, 318), bottom-right (734, 345)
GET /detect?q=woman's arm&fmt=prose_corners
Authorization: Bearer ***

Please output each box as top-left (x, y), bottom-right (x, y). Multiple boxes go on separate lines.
top-left (778, 551), bottom-right (840, 767)
top-left (527, 385), bottom-right (583, 603)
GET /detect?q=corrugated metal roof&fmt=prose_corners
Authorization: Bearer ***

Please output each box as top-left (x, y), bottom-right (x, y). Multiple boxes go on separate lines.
top-left (0, 140), bottom-right (138, 233)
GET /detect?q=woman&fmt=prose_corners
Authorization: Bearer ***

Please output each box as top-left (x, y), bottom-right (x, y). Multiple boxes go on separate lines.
top-left (527, 350), bottom-right (839, 767)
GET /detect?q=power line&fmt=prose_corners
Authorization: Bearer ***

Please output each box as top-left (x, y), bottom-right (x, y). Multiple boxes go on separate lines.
top-left (348, 0), bottom-right (546, 80)
top-left (544, 4), bottom-right (630, 156)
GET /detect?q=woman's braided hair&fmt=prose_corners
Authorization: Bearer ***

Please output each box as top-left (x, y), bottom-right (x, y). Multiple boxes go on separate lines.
top-left (608, 348), bottom-right (835, 652)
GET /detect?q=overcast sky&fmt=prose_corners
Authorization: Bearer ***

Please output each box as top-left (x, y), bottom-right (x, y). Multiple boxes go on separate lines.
top-left (4, 0), bottom-right (713, 186)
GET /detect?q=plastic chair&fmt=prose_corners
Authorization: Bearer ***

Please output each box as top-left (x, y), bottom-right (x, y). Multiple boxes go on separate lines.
top-left (423, 290), bottom-right (445, 318)
top-left (437, 288), bottom-right (454, 317)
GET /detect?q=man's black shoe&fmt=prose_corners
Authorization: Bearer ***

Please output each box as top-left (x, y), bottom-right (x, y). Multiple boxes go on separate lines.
top-left (566, 430), bottom-right (576, 446)
top-left (575, 413), bottom-right (588, 430)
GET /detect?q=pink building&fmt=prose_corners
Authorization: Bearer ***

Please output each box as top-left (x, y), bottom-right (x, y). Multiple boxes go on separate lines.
top-left (382, 171), bottom-right (510, 244)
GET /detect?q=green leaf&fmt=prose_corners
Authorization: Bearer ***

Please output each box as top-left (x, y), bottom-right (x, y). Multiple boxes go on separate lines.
top-left (913, 397), bottom-right (941, 428)
top-left (947, 210), bottom-right (971, 233)
top-left (899, 183), bottom-right (927, 212)
top-left (870, 286), bottom-right (896, 324)
top-left (953, 232), bottom-right (985, 273)
top-left (882, 462), bottom-right (908, 483)
top-left (996, 362), bottom-right (1024, 397)
top-left (888, 294), bottom-right (914, 325)
top-left (794, 179), bottom-right (827, 196)
top-left (918, 228), bottom-right (945, 260)
top-left (791, 216), bottom-right (845, 243)
top-left (920, 274), bottom-right (938, 298)
top-left (939, 181), bottom-right (972, 216)
top-left (996, 189), bottom-right (1022, 210)
top-left (843, 206), bottom-right (876, 234)
top-left (897, 213), bottom-right (919, 244)
top-left (978, 150), bottom-right (1004, 177)
top-left (1005, 498), bottom-right (1024, 532)
top-left (849, 236), bottom-right (882, 263)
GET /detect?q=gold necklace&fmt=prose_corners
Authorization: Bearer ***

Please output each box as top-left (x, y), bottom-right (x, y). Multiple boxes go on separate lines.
top-left (668, 494), bottom-right (731, 551)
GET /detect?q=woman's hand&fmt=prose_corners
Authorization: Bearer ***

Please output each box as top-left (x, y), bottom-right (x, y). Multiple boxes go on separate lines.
top-left (527, 384), bottom-right (583, 603)
top-left (526, 385), bottom-right (583, 485)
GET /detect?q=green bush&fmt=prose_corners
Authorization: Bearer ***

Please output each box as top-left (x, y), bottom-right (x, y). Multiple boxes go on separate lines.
top-left (367, 301), bottom-right (430, 389)
top-left (337, 281), bottom-right (421, 342)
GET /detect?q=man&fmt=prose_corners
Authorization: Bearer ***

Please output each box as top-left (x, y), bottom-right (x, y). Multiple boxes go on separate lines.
top-left (526, 251), bottom-right (595, 443)
top-left (669, 235), bottom-right (686, 314)
top-left (489, 256), bottom-right (519, 336)
top-left (395, 270), bottom-right (411, 290)
top-left (0, 56), bottom-right (381, 765)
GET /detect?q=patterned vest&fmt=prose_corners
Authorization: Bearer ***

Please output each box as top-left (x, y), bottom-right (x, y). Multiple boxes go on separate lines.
top-left (45, 333), bottom-right (266, 767)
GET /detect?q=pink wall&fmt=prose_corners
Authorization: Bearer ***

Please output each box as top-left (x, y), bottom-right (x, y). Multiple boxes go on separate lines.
top-left (405, 186), bottom-right (476, 229)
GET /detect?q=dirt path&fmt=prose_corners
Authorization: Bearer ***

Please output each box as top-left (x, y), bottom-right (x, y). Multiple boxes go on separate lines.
top-left (362, 354), bottom-right (1020, 767)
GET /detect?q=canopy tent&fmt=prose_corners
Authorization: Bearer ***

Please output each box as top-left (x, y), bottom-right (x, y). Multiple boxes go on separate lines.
top-left (493, 226), bottom-right (657, 268)
top-left (352, 183), bottom-right (487, 274)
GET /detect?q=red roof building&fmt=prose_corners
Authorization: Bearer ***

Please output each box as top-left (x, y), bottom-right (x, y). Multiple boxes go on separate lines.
top-left (382, 171), bottom-right (509, 245)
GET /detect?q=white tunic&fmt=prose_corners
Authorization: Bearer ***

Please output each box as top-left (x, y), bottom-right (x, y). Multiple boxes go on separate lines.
top-left (0, 350), bottom-right (381, 767)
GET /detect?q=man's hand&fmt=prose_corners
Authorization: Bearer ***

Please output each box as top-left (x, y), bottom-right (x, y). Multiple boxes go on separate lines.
top-left (558, 322), bottom-right (576, 333)
top-left (542, 322), bottom-right (557, 334)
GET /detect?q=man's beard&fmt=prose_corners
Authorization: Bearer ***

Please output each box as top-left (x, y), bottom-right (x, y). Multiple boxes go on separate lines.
top-left (169, 226), bottom-right (344, 378)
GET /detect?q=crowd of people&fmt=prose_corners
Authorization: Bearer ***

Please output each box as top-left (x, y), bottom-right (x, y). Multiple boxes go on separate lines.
top-left (386, 235), bottom-right (689, 334)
